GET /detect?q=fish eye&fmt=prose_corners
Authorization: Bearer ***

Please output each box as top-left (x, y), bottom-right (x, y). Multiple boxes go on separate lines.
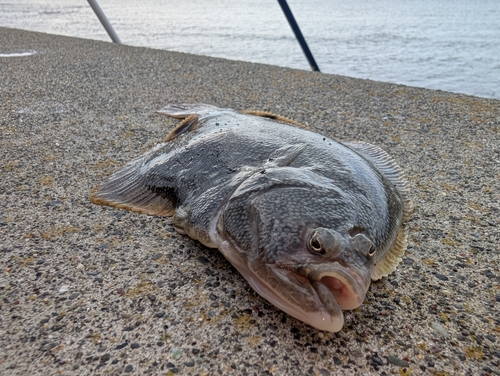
top-left (350, 233), bottom-right (375, 258)
top-left (309, 233), bottom-right (324, 254)
top-left (368, 245), bottom-right (376, 257)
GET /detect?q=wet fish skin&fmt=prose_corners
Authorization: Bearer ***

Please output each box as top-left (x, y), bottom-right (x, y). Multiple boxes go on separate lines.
top-left (90, 104), bottom-right (413, 332)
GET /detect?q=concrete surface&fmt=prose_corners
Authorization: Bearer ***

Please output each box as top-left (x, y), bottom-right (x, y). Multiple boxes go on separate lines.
top-left (0, 27), bottom-right (499, 375)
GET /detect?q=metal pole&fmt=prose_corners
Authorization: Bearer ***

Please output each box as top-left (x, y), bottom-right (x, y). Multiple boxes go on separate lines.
top-left (87, 0), bottom-right (121, 44)
top-left (277, 0), bottom-right (320, 72)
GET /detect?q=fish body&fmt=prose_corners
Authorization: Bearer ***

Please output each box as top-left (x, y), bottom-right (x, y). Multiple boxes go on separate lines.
top-left (90, 104), bottom-right (413, 332)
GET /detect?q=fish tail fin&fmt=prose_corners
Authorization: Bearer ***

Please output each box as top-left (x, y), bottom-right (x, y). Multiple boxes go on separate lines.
top-left (90, 154), bottom-right (177, 217)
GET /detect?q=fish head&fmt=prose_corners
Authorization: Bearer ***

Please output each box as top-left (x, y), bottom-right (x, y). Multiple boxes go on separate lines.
top-left (220, 167), bottom-right (383, 332)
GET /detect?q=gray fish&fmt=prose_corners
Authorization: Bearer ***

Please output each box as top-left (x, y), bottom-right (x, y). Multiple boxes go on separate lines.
top-left (90, 104), bottom-right (413, 332)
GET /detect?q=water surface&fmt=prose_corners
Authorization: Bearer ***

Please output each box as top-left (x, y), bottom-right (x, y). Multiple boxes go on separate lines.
top-left (1, 0), bottom-right (498, 98)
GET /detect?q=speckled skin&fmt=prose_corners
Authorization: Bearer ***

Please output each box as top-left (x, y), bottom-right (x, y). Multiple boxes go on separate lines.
top-left (90, 104), bottom-right (407, 332)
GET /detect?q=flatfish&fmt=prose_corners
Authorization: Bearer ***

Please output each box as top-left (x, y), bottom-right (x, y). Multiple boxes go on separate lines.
top-left (90, 104), bottom-right (413, 332)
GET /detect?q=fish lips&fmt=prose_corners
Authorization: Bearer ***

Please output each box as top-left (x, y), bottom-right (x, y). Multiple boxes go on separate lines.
top-left (291, 262), bottom-right (372, 330)
top-left (219, 241), bottom-right (370, 332)
top-left (307, 263), bottom-right (370, 310)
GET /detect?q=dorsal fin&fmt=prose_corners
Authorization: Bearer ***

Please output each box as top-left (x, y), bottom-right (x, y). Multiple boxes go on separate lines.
top-left (343, 141), bottom-right (414, 221)
top-left (243, 110), bottom-right (309, 129)
top-left (164, 114), bottom-right (200, 142)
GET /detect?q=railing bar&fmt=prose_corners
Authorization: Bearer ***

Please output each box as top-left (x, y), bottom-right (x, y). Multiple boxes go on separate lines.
top-left (277, 0), bottom-right (320, 72)
top-left (87, 0), bottom-right (121, 44)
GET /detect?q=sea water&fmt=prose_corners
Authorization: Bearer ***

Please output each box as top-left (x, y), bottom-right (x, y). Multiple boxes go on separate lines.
top-left (1, 0), bottom-right (499, 99)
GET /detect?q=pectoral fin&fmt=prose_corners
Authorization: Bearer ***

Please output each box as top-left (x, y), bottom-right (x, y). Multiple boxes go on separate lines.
top-left (156, 103), bottom-right (219, 118)
top-left (265, 144), bottom-right (306, 168)
top-left (164, 114), bottom-right (200, 142)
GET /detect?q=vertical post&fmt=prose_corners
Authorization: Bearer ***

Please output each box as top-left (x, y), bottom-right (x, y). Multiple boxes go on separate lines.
top-left (277, 0), bottom-right (320, 72)
top-left (87, 0), bottom-right (121, 44)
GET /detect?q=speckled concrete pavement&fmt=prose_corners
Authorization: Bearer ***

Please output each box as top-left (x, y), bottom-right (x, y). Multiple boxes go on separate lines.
top-left (1, 27), bottom-right (499, 376)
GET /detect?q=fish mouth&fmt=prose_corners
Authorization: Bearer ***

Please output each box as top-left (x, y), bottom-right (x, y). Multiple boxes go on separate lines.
top-left (291, 262), bottom-right (371, 331)
top-left (218, 241), bottom-right (371, 332)
top-left (307, 264), bottom-right (369, 311)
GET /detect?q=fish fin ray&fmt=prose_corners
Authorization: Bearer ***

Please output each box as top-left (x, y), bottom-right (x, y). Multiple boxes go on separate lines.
top-left (90, 160), bottom-right (176, 217)
top-left (164, 114), bottom-right (200, 141)
top-left (344, 141), bottom-right (413, 280)
top-left (343, 141), bottom-right (414, 221)
top-left (243, 110), bottom-right (309, 129)
top-left (371, 225), bottom-right (408, 280)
